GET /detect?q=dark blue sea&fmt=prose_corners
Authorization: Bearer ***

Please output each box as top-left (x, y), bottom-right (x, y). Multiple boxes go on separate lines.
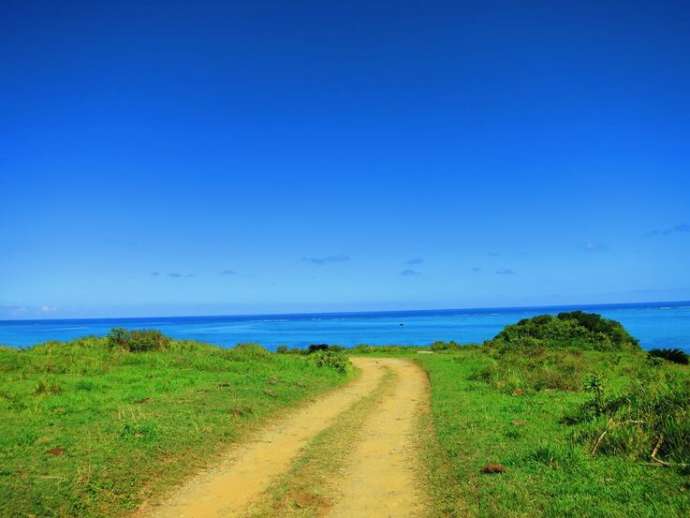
top-left (1, 301), bottom-right (689, 351)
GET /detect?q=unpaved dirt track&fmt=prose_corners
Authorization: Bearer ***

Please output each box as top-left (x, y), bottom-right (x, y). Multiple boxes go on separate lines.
top-left (328, 358), bottom-right (429, 517)
top-left (142, 358), bottom-right (386, 517)
top-left (142, 357), bottom-right (429, 517)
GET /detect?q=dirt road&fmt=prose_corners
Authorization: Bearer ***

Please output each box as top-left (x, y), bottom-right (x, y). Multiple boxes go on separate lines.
top-left (328, 359), bottom-right (428, 517)
top-left (143, 357), bottom-right (429, 517)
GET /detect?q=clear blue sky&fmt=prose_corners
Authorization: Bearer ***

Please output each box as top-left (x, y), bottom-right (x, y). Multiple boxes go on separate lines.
top-left (2, 1), bottom-right (689, 319)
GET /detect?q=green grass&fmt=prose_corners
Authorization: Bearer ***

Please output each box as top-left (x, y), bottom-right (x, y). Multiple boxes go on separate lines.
top-left (0, 337), bottom-right (351, 517)
top-left (4, 329), bottom-right (689, 517)
top-left (416, 349), bottom-right (690, 517)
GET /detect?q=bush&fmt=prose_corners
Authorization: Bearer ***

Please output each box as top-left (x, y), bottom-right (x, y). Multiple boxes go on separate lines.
top-left (307, 344), bottom-right (345, 354)
top-left (106, 328), bottom-right (171, 352)
top-left (309, 350), bottom-right (350, 374)
top-left (648, 348), bottom-right (689, 365)
top-left (129, 330), bottom-right (171, 352)
top-left (107, 327), bottom-right (131, 348)
top-left (486, 311), bottom-right (639, 351)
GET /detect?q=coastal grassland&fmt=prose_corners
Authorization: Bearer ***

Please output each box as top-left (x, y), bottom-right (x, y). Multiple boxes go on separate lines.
top-left (0, 336), bottom-right (352, 517)
top-left (416, 347), bottom-right (690, 517)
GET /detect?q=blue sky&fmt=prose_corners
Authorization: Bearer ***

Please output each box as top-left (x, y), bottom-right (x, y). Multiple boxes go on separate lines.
top-left (2, 0), bottom-right (689, 319)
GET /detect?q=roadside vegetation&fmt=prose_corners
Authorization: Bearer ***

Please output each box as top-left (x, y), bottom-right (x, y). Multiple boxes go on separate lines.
top-left (0, 331), bottom-right (352, 517)
top-left (415, 312), bottom-right (690, 517)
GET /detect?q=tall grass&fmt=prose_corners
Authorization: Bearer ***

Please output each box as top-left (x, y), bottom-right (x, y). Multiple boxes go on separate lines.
top-left (569, 362), bottom-right (690, 467)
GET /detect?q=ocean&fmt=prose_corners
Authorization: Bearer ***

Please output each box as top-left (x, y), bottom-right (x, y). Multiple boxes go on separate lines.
top-left (1, 301), bottom-right (689, 351)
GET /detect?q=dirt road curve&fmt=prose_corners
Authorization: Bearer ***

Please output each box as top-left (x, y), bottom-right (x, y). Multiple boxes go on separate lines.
top-left (142, 357), bottom-right (429, 517)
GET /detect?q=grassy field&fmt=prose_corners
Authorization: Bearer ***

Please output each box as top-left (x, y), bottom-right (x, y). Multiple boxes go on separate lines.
top-left (415, 347), bottom-right (690, 517)
top-left (0, 336), bottom-right (351, 517)
top-left (3, 312), bottom-right (689, 517)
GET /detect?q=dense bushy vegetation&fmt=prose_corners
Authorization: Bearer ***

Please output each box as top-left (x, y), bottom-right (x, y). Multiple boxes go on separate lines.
top-left (648, 348), bottom-right (689, 365)
top-left (107, 327), bottom-right (171, 352)
top-left (274, 344), bottom-right (352, 373)
top-left (308, 350), bottom-right (350, 374)
top-left (476, 312), bottom-right (641, 393)
top-left (307, 343), bottom-right (344, 353)
top-left (487, 311), bottom-right (640, 351)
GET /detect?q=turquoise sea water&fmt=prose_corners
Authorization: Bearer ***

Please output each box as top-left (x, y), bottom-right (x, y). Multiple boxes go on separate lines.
top-left (1, 302), bottom-right (689, 351)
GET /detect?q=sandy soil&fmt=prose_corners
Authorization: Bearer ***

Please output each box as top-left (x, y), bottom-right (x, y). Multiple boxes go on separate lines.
top-left (328, 358), bottom-right (429, 517)
top-left (140, 357), bottom-right (429, 517)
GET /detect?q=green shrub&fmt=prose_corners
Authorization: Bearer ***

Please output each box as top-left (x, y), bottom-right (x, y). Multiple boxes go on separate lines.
top-left (648, 348), bottom-right (689, 365)
top-left (487, 311), bottom-right (639, 351)
top-left (106, 328), bottom-right (171, 352)
top-left (307, 344), bottom-right (345, 354)
top-left (107, 327), bottom-right (131, 349)
top-left (129, 330), bottom-right (171, 352)
top-left (309, 350), bottom-right (350, 374)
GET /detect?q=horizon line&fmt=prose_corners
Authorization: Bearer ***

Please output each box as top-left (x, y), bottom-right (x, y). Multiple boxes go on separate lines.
top-left (1, 298), bottom-right (689, 324)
